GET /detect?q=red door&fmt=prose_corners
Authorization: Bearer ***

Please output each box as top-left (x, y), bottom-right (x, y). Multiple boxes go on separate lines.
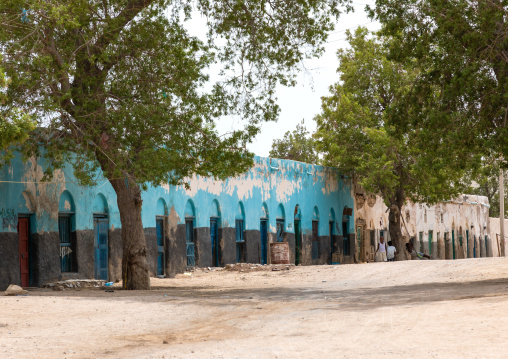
top-left (18, 218), bottom-right (30, 287)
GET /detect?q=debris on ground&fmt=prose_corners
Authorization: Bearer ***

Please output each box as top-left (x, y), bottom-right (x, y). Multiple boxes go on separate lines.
top-left (3, 284), bottom-right (28, 296)
top-left (42, 279), bottom-right (107, 291)
top-left (219, 263), bottom-right (294, 272)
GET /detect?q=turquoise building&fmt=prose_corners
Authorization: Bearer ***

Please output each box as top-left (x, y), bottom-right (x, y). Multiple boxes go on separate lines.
top-left (0, 154), bottom-right (355, 290)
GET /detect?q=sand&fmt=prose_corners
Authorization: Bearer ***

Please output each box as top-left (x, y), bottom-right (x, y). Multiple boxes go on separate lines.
top-left (2, 257), bottom-right (508, 358)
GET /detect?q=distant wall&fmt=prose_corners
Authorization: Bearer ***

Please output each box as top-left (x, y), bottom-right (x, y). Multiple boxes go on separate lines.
top-left (353, 182), bottom-right (491, 261)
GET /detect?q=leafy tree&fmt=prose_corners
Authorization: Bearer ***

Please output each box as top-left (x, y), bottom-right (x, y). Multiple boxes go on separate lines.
top-left (314, 28), bottom-right (473, 259)
top-left (0, 56), bottom-right (35, 158)
top-left (464, 162), bottom-right (508, 218)
top-left (0, 0), bottom-right (348, 289)
top-left (0, 57), bottom-right (35, 163)
top-left (269, 119), bottom-right (319, 164)
top-left (369, 0), bottom-right (508, 166)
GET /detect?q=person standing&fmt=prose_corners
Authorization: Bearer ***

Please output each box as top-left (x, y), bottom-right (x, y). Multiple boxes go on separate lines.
top-left (386, 241), bottom-right (397, 261)
top-left (376, 236), bottom-right (388, 262)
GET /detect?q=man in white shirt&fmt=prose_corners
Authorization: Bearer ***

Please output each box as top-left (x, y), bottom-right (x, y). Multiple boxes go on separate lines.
top-left (376, 237), bottom-right (388, 262)
top-left (386, 241), bottom-right (397, 262)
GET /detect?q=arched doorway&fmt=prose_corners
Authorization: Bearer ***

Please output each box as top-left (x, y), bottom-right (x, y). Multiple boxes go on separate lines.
top-left (155, 198), bottom-right (167, 276)
top-left (260, 203), bottom-right (269, 264)
top-left (210, 200), bottom-right (221, 267)
top-left (92, 193), bottom-right (108, 280)
top-left (330, 208), bottom-right (337, 264)
top-left (236, 202), bottom-right (246, 263)
top-left (185, 199), bottom-right (196, 267)
top-left (294, 205), bottom-right (302, 265)
top-left (312, 206), bottom-right (319, 261)
top-left (276, 204), bottom-right (285, 243)
top-left (342, 206), bottom-right (352, 256)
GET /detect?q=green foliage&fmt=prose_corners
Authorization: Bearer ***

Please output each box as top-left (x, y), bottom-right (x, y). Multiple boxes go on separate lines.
top-left (0, 0), bottom-right (349, 186)
top-left (0, 56), bottom-right (35, 164)
top-left (269, 119), bottom-right (319, 164)
top-left (369, 0), bottom-right (508, 167)
top-left (314, 28), bottom-right (472, 208)
top-left (463, 162), bottom-right (508, 218)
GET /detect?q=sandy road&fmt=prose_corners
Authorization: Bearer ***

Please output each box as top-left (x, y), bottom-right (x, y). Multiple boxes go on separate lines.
top-left (2, 257), bottom-right (508, 359)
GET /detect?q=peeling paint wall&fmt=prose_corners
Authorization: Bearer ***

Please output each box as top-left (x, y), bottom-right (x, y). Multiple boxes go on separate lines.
top-left (166, 157), bottom-right (354, 236)
top-left (353, 183), bottom-right (491, 260)
top-left (1, 153), bottom-right (354, 235)
top-left (488, 217), bottom-right (507, 256)
top-left (1, 152), bottom-right (354, 288)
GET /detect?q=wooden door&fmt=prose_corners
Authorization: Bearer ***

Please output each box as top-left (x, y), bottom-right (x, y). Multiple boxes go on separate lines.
top-left (18, 217), bottom-right (30, 287)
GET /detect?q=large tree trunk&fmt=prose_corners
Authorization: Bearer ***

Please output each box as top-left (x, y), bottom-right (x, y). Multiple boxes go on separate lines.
top-left (388, 204), bottom-right (405, 261)
top-left (388, 187), bottom-right (407, 261)
top-left (110, 178), bottom-right (150, 290)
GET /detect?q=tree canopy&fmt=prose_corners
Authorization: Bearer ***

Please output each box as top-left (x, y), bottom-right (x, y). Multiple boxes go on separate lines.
top-left (314, 28), bottom-right (473, 258)
top-left (369, 0), bottom-right (508, 167)
top-left (269, 119), bottom-right (319, 164)
top-left (464, 162), bottom-right (508, 218)
top-left (0, 0), bottom-right (349, 288)
top-left (0, 57), bottom-right (35, 163)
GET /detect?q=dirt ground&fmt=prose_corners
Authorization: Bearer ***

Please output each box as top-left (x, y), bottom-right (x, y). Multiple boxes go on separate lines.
top-left (2, 257), bottom-right (508, 359)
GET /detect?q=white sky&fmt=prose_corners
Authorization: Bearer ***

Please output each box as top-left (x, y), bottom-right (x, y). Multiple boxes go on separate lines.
top-left (183, 1), bottom-right (380, 157)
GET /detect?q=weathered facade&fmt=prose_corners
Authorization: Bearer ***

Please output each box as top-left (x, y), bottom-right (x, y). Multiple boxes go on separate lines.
top-left (0, 154), bottom-right (355, 290)
top-left (489, 217), bottom-right (508, 256)
top-left (353, 183), bottom-right (491, 261)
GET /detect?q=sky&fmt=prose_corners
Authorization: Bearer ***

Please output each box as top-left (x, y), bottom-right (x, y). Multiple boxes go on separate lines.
top-left (206, 1), bottom-right (381, 157)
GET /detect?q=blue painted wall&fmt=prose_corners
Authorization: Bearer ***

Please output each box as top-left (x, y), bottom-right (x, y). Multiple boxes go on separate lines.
top-left (0, 153), bottom-right (354, 235)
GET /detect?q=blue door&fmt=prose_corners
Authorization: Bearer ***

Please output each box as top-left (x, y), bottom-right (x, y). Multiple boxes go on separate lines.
top-left (156, 218), bottom-right (165, 276)
top-left (260, 219), bottom-right (268, 264)
top-left (186, 219), bottom-right (195, 267)
top-left (210, 218), bottom-right (219, 267)
top-left (94, 217), bottom-right (108, 280)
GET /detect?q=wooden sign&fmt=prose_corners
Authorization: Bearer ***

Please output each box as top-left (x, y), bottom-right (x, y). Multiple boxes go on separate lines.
top-left (270, 242), bottom-right (290, 264)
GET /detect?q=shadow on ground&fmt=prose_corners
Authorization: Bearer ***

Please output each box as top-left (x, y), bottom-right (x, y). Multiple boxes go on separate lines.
top-left (26, 277), bottom-right (508, 311)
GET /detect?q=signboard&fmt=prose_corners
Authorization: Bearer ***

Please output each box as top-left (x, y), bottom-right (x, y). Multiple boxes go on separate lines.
top-left (270, 242), bottom-right (290, 264)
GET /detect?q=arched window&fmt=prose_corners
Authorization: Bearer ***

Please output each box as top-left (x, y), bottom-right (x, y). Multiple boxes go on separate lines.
top-left (59, 191), bottom-right (76, 273)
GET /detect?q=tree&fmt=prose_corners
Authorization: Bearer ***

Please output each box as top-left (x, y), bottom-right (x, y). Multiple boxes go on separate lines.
top-left (464, 162), bottom-right (508, 218)
top-left (314, 28), bottom-right (473, 259)
top-left (0, 0), bottom-right (348, 289)
top-left (369, 0), bottom-right (508, 166)
top-left (269, 119), bottom-right (319, 164)
top-left (0, 56), bottom-right (35, 163)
